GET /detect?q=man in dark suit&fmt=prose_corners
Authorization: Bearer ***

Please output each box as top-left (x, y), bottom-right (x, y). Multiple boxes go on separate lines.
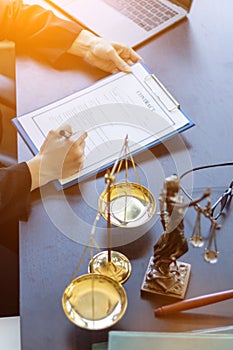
top-left (0, 0), bottom-right (142, 316)
top-left (0, 125), bottom-right (87, 315)
top-left (0, 0), bottom-right (142, 226)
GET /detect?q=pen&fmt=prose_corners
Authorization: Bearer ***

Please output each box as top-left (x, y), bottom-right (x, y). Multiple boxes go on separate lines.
top-left (59, 129), bottom-right (72, 139)
top-left (154, 289), bottom-right (233, 316)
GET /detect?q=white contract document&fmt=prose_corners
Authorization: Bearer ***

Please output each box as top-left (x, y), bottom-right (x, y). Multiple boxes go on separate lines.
top-left (13, 62), bottom-right (194, 189)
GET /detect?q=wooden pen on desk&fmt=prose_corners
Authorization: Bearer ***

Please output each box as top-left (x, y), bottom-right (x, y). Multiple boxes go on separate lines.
top-left (154, 289), bottom-right (233, 316)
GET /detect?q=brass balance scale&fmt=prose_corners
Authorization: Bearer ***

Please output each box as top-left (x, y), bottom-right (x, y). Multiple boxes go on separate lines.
top-left (62, 135), bottom-right (156, 330)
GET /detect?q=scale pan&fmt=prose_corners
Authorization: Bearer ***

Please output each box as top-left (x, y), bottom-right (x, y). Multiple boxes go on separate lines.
top-left (98, 182), bottom-right (156, 227)
top-left (62, 273), bottom-right (127, 330)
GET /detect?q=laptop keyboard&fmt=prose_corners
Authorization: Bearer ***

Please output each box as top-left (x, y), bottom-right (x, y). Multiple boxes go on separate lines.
top-left (103, 0), bottom-right (179, 31)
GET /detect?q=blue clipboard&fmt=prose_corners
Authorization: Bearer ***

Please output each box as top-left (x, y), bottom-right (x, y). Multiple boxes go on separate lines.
top-left (13, 62), bottom-right (195, 190)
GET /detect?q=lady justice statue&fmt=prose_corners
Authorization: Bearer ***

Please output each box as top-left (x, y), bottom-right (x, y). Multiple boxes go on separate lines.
top-left (141, 174), bottom-right (210, 299)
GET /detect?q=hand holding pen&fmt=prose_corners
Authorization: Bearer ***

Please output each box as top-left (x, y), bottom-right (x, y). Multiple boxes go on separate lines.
top-left (28, 126), bottom-right (87, 190)
top-left (57, 126), bottom-right (88, 178)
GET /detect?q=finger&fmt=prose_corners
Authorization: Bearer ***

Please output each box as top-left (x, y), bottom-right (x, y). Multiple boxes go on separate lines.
top-left (127, 59), bottom-right (134, 65)
top-left (128, 48), bottom-right (143, 62)
top-left (112, 43), bottom-right (143, 62)
top-left (58, 125), bottom-right (74, 140)
top-left (39, 130), bottom-right (57, 152)
top-left (66, 149), bottom-right (85, 175)
top-left (58, 124), bottom-right (73, 136)
top-left (69, 132), bottom-right (87, 154)
top-left (59, 124), bottom-right (72, 133)
top-left (73, 139), bottom-right (86, 155)
top-left (70, 131), bottom-right (88, 144)
top-left (108, 48), bottom-right (132, 73)
top-left (76, 153), bottom-right (85, 166)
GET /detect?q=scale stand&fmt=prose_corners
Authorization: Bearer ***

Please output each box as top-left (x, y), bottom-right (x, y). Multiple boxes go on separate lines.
top-left (90, 135), bottom-right (156, 283)
top-left (89, 169), bottom-right (132, 284)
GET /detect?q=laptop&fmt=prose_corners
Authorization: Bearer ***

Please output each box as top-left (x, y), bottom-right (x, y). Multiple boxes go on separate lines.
top-left (45, 0), bottom-right (193, 47)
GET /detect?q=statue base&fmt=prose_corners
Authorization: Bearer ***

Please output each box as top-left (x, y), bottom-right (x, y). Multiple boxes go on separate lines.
top-left (141, 256), bottom-right (191, 299)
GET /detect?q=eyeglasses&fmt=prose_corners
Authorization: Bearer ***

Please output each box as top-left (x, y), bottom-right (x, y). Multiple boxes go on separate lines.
top-left (179, 162), bottom-right (233, 264)
top-left (205, 181), bottom-right (233, 263)
top-left (210, 180), bottom-right (233, 220)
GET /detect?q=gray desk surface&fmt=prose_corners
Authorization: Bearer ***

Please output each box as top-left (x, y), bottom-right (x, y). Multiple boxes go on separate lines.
top-left (17, 0), bottom-right (233, 349)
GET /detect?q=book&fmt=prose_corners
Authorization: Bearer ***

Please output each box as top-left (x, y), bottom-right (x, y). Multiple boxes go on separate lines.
top-left (108, 331), bottom-right (233, 350)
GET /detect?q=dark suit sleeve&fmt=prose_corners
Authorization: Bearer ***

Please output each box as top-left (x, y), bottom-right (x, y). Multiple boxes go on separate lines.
top-left (1, 0), bottom-right (83, 63)
top-left (0, 162), bottom-right (31, 225)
